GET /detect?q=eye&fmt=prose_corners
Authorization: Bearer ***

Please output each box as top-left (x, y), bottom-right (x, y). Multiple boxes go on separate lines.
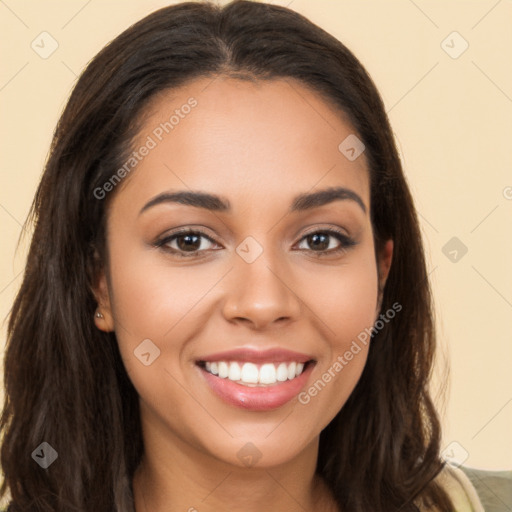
top-left (155, 227), bottom-right (356, 259)
top-left (156, 229), bottom-right (220, 257)
top-left (296, 229), bottom-right (356, 256)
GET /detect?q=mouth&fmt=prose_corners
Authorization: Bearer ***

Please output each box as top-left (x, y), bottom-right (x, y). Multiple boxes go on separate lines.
top-left (197, 360), bottom-right (313, 386)
top-left (195, 348), bottom-right (316, 411)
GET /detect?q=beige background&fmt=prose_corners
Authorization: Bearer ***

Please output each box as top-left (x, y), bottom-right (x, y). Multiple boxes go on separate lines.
top-left (1, 0), bottom-right (511, 471)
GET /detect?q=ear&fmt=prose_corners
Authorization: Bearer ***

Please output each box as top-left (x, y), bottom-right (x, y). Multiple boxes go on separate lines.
top-left (91, 264), bottom-right (115, 333)
top-left (375, 239), bottom-right (394, 315)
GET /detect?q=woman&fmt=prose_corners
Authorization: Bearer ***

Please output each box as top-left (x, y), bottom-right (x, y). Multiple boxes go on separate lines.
top-left (0, 1), bottom-right (484, 510)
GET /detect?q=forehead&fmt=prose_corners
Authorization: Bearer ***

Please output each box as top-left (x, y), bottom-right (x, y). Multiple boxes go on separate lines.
top-left (116, 76), bottom-right (369, 212)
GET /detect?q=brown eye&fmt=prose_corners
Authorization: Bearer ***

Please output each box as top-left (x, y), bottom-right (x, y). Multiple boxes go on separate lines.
top-left (156, 229), bottom-right (219, 257)
top-left (305, 233), bottom-right (330, 251)
top-left (296, 229), bottom-right (356, 255)
top-left (176, 233), bottom-right (202, 252)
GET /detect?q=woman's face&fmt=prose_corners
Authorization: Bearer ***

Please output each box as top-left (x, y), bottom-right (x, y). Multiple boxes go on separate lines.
top-left (95, 76), bottom-right (392, 468)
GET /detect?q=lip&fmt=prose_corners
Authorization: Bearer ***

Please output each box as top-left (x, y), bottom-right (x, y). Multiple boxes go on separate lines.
top-left (199, 361), bottom-right (315, 411)
top-left (196, 348), bottom-right (316, 411)
top-left (196, 347), bottom-right (314, 364)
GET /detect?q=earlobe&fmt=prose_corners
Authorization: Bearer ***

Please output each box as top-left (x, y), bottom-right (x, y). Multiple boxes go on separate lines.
top-left (92, 270), bottom-right (115, 332)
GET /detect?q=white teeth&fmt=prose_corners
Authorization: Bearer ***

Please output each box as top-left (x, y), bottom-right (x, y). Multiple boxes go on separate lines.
top-left (240, 362), bottom-right (259, 384)
top-left (203, 360), bottom-right (308, 385)
top-left (276, 363), bottom-right (289, 382)
top-left (287, 362), bottom-right (296, 380)
top-left (218, 361), bottom-right (229, 378)
top-left (259, 363), bottom-right (276, 384)
top-left (228, 362), bottom-right (241, 381)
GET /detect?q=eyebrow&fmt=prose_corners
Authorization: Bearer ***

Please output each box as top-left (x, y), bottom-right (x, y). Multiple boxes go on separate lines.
top-left (139, 186), bottom-right (367, 216)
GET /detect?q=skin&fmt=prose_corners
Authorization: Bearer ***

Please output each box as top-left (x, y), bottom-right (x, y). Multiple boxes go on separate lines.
top-left (94, 76), bottom-right (393, 512)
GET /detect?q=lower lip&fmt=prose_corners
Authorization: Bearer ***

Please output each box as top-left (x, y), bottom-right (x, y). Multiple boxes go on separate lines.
top-left (199, 363), bottom-right (314, 411)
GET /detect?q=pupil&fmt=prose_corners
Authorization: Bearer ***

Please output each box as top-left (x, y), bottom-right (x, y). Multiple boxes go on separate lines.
top-left (178, 234), bottom-right (200, 251)
top-left (309, 233), bottom-right (329, 250)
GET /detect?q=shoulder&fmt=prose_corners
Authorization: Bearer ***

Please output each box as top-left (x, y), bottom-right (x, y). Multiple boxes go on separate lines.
top-left (431, 463), bottom-right (485, 512)
top-left (459, 465), bottom-right (512, 512)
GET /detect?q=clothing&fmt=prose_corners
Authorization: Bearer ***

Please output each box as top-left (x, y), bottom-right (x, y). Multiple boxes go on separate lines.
top-left (460, 466), bottom-right (512, 512)
top-left (430, 463), bottom-right (485, 511)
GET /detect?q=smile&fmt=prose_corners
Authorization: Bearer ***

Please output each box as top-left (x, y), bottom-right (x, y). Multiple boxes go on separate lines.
top-left (202, 361), bottom-right (307, 386)
top-left (195, 348), bottom-right (316, 411)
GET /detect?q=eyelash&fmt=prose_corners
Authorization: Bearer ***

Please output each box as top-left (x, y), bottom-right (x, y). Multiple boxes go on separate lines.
top-left (155, 227), bottom-right (356, 259)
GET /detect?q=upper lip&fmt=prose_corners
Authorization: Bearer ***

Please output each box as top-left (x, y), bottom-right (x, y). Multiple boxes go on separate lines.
top-left (196, 347), bottom-right (314, 364)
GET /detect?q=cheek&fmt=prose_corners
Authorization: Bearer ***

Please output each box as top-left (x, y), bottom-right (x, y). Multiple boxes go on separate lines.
top-left (292, 252), bottom-right (379, 425)
top-left (108, 244), bottom-right (223, 337)
top-left (107, 246), bottom-right (215, 437)
top-left (303, 251), bottom-right (379, 344)
top-left (105, 238), bottom-right (226, 390)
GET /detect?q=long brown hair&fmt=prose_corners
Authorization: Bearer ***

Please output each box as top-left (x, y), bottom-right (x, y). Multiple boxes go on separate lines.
top-left (1, 1), bottom-right (453, 510)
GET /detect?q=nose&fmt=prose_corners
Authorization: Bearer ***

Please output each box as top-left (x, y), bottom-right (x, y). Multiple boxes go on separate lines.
top-left (221, 249), bottom-right (302, 330)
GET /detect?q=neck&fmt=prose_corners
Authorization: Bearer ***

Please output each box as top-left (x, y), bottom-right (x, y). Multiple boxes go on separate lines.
top-left (132, 409), bottom-right (338, 512)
